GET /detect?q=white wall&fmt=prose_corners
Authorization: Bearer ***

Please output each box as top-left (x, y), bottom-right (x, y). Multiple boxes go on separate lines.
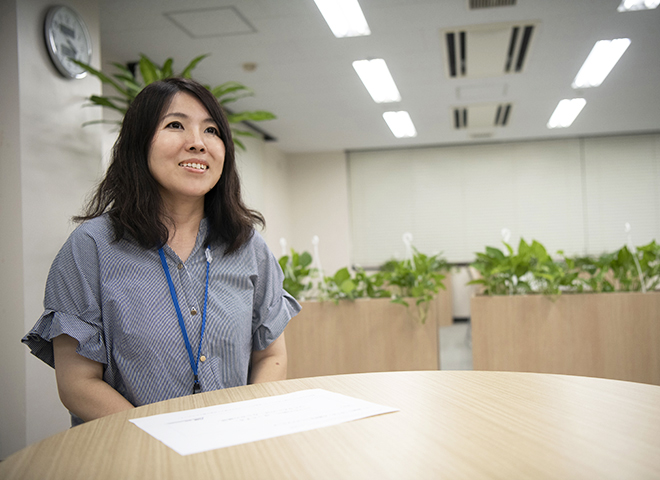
top-left (237, 144), bottom-right (352, 276)
top-left (0, 0), bottom-right (26, 461)
top-left (259, 142), bottom-right (294, 253)
top-left (236, 136), bottom-right (293, 255)
top-left (0, 0), bottom-right (103, 460)
top-left (287, 152), bottom-right (352, 276)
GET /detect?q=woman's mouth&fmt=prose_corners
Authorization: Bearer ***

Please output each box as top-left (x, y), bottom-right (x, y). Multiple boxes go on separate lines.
top-left (179, 162), bottom-right (208, 171)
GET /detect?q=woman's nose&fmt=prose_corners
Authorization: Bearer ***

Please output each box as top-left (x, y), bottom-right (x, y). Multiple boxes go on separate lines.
top-left (187, 131), bottom-right (206, 152)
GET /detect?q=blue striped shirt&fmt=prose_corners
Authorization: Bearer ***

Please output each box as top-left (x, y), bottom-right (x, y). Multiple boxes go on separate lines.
top-left (22, 215), bottom-right (301, 426)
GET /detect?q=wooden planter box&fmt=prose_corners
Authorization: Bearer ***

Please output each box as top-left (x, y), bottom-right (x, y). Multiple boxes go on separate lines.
top-left (285, 289), bottom-right (452, 379)
top-left (471, 292), bottom-right (660, 385)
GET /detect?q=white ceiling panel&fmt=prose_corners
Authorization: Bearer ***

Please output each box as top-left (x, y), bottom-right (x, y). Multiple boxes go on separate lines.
top-left (164, 7), bottom-right (256, 39)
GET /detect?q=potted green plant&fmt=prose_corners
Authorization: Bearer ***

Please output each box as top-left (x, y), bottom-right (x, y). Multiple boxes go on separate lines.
top-left (319, 266), bottom-right (389, 303)
top-left (280, 247), bottom-right (452, 379)
top-left (470, 238), bottom-right (660, 386)
top-left (278, 247), bottom-right (450, 325)
top-left (73, 54), bottom-right (275, 149)
top-left (468, 238), bottom-right (578, 297)
top-left (379, 249), bottom-right (448, 324)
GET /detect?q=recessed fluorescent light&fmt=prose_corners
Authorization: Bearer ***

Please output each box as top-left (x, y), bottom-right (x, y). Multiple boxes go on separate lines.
top-left (572, 38), bottom-right (631, 88)
top-left (617, 0), bottom-right (660, 11)
top-left (383, 111), bottom-right (417, 138)
top-left (547, 98), bottom-right (586, 129)
top-left (352, 59), bottom-right (402, 103)
top-left (313, 0), bottom-right (370, 37)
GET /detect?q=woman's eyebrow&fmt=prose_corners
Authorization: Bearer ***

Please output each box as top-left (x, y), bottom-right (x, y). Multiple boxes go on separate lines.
top-left (162, 112), bottom-right (216, 123)
top-left (163, 112), bottom-right (188, 119)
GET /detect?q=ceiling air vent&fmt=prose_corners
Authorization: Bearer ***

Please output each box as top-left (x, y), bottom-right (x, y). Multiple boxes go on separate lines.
top-left (443, 21), bottom-right (537, 78)
top-left (495, 103), bottom-right (512, 126)
top-left (504, 25), bottom-right (534, 72)
top-left (452, 103), bottom-right (513, 130)
top-left (469, 0), bottom-right (516, 9)
top-left (453, 108), bottom-right (468, 129)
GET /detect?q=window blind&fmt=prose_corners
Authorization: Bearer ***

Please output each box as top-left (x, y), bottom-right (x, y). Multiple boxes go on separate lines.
top-left (348, 133), bottom-right (660, 266)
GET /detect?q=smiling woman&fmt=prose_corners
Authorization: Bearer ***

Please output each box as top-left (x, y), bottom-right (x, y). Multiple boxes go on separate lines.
top-left (22, 78), bottom-right (301, 426)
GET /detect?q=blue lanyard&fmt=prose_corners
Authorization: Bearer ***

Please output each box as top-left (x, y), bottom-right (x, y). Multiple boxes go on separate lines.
top-left (158, 246), bottom-right (211, 394)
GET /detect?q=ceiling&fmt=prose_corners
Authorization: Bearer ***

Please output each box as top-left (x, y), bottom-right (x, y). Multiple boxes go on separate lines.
top-left (99, 0), bottom-right (660, 153)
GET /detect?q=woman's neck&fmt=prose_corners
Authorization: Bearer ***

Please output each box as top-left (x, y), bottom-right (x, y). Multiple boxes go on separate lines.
top-left (162, 198), bottom-right (205, 263)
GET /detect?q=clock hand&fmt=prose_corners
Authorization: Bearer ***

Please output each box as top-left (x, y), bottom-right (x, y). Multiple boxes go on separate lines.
top-left (66, 39), bottom-right (78, 57)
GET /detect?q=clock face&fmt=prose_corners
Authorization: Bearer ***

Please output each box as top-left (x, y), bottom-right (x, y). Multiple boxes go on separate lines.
top-left (44, 6), bottom-right (93, 79)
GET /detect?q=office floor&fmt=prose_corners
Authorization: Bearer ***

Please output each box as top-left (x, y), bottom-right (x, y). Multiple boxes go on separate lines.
top-left (439, 322), bottom-right (473, 370)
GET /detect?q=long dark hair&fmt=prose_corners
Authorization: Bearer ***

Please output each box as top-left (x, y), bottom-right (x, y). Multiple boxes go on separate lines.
top-left (75, 77), bottom-right (264, 254)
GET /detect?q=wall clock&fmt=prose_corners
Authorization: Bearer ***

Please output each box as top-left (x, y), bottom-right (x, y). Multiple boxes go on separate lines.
top-left (44, 5), bottom-right (92, 79)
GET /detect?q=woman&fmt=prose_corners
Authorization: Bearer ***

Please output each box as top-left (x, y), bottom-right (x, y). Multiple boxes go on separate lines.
top-left (22, 78), bottom-right (300, 426)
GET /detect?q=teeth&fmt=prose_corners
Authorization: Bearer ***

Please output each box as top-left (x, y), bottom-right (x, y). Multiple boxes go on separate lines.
top-left (179, 162), bottom-right (208, 171)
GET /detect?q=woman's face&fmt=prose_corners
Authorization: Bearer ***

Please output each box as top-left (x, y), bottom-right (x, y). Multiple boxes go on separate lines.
top-left (148, 92), bottom-right (226, 207)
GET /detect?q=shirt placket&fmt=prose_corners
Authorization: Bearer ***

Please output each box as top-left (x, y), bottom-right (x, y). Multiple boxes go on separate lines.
top-left (176, 258), bottom-right (208, 383)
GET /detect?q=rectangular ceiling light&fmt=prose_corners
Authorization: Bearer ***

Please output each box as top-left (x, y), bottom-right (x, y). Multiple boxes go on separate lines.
top-left (618, 0), bottom-right (660, 11)
top-left (383, 111), bottom-right (417, 138)
top-left (352, 59), bottom-right (402, 103)
top-left (572, 38), bottom-right (631, 88)
top-left (547, 98), bottom-right (586, 129)
top-left (313, 0), bottom-right (370, 37)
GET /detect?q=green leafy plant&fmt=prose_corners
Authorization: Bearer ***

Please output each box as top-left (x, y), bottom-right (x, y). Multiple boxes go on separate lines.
top-left (379, 249), bottom-right (448, 324)
top-left (278, 249), bottom-right (313, 300)
top-left (470, 238), bottom-right (660, 296)
top-left (634, 240), bottom-right (660, 290)
top-left (469, 239), bottom-right (578, 297)
top-left (562, 242), bottom-right (660, 293)
top-left (609, 241), bottom-right (660, 292)
top-left (570, 252), bottom-right (617, 293)
top-left (72, 54), bottom-right (275, 149)
top-left (276, 245), bottom-right (447, 324)
top-left (321, 267), bottom-right (389, 303)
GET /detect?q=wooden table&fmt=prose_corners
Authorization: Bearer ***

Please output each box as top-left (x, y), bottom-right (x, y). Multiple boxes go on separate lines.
top-left (2, 371), bottom-right (660, 479)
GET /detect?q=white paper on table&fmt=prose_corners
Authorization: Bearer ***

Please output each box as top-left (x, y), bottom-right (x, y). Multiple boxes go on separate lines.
top-left (129, 389), bottom-right (399, 455)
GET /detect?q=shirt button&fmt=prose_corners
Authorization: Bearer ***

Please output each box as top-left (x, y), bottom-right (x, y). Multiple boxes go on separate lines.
top-left (177, 263), bottom-right (184, 270)
top-left (191, 308), bottom-right (197, 315)
top-left (200, 356), bottom-right (206, 362)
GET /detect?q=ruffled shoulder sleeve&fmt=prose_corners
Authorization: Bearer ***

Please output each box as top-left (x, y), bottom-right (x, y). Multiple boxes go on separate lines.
top-left (249, 232), bottom-right (302, 351)
top-left (22, 220), bottom-right (107, 367)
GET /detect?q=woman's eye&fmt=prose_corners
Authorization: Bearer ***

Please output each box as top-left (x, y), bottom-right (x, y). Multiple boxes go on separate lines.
top-left (166, 121), bottom-right (183, 129)
top-left (205, 126), bottom-right (219, 135)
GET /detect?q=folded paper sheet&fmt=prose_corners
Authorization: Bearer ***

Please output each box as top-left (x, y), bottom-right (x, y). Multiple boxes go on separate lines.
top-left (129, 389), bottom-right (399, 455)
